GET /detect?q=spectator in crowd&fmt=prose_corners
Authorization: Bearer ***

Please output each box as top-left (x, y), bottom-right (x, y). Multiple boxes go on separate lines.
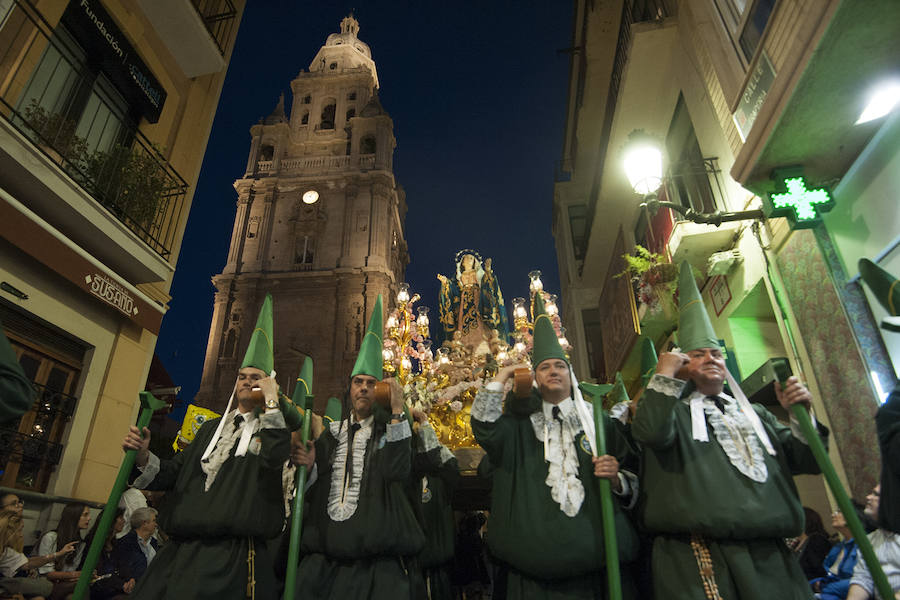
top-left (0, 494), bottom-right (24, 518)
top-left (792, 507), bottom-right (834, 580)
top-left (847, 485), bottom-right (900, 599)
top-left (35, 502), bottom-right (91, 595)
top-left (114, 508), bottom-right (159, 583)
top-left (811, 507), bottom-right (867, 600)
top-left (81, 508), bottom-right (135, 598)
top-left (0, 507), bottom-right (56, 599)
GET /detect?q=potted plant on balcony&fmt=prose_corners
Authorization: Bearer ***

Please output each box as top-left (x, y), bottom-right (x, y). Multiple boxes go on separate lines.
top-left (616, 244), bottom-right (679, 318)
top-left (84, 143), bottom-right (170, 232)
top-left (22, 100), bottom-right (89, 166)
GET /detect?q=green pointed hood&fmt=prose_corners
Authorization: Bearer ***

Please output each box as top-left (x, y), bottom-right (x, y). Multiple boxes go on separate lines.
top-left (859, 258), bottom-right (899, 316)
top-left (608, 372), bottom-right (630, 405)
top-left (531, 293), bottom-right (567, 366)
top-left (323, 397), bottom-right (343, 424)
top-left (677, 261), bottom-right (718, 351)
top-left (241, 294), bottom-right (274, 374)
top-left (578, 382), bottom-right (614, 404)
top-left (277, 356), bottom-right (313, 431)
top-left (640, 337), bottom-right (658, 386)
top-left (351, 295), bottom-right (384, 380)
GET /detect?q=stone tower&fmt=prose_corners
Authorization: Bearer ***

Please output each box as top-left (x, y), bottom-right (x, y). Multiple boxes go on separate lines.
top-left (195, 16), bottom-right (409, 412)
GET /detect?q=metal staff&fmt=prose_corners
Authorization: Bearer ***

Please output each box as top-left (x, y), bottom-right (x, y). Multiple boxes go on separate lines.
top-left (283, 391), bottom-right (314, 599)
top-left (788, 403), bottom-right (893, 599)
top-left (594, 406), bottom-right (622, 600)
top-left (73, 392), bottom-right (167, 600)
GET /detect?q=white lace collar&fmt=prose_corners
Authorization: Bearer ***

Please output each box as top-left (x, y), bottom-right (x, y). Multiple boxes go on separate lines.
top-left (530, 397), bottom-right (585, 517)
top-left (327, 417), bottom-right (375, 521)
top-left (686, 391), bottom-right (768, 483)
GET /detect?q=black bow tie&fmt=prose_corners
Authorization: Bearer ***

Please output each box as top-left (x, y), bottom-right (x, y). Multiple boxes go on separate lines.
top-left (551, 406), bottom-right (563, 424)
top-left (708, 396), bottom-right (727, 414)
top-left (232, 414), bottom-right (243, 432)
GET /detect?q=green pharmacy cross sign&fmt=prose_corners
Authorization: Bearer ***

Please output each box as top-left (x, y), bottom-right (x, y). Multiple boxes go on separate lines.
top-left (764, 168), bottom-right (835, 229)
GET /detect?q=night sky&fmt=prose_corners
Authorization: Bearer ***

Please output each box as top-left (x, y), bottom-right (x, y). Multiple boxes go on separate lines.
top-left (156, 2), bottom-right (574, 414)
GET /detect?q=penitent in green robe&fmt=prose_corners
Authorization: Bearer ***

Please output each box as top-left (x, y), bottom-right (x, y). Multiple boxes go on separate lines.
top-left (414, 424), bottom-right (460, 600)
top-left (471, 386), bottom-right (639, 600)
top-left (632, 374), bottom-right (826, 600)
top-left (295, 418), bottom-right (426, 599)
top-left (130, 409), bottom-right (290, 600)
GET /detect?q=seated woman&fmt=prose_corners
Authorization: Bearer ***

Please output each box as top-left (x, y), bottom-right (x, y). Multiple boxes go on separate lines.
top-left (791, 506), bottom-right (834, 581)
top-left (34, 502), bottom-right (91, 599)
top-left (0, 505), bottom-right (69, 600)
top-left (810, 508), bottom-right (866, 600)
top-left (80, 508), bottom-right (135, 599)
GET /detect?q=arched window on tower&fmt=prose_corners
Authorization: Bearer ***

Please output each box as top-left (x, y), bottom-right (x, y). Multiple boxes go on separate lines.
top-left (346, 108), bottom-right (356, 121)
top-left (295, 235), bottom-right (315, 268)
top-left (320, 103), bottom-right (336, 130)
top-left (302, 95), bottom-right (311, 104)
top-left (301, 111), bottom-right (309, 125)
top-left (361, 135), bottom-right (376, 154)
top-left (222, 328), bottom-right (237, 357)
top-left (259, 144), bottom-right (274, 161)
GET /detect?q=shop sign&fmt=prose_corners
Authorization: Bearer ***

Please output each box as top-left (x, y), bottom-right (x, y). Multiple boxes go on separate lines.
top-left (85, 273), bottom-right (138, 318)
top-left (764, 167), bottom-right (835, 229)
top-left (62, 0), bottom-right (167, 123)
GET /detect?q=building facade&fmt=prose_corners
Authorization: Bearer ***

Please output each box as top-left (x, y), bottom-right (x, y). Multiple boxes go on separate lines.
top-left (553, 0), bottom-right (898, 510)
top-left (195, 16), bottom-right (409, 412)
top-left (0, 0), bottom-right (245, 506)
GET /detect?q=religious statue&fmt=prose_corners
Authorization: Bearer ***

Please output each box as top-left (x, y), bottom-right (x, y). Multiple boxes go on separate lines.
top-left (437, 250), bottom-right (509, 354)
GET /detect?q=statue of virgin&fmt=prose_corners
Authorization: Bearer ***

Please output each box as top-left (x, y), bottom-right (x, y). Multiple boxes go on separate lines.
top-left (437, 250), bottom-right (509, 353)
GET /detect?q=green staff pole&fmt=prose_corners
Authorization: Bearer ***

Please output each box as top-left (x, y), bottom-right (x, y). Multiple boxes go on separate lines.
top-left (594, 407), bottom-right (622, 600)
top-left (282, 397), bottom-right (313, 600)
top-left (73, 392), bottom-right (167, 600)
top-left (789, 403), bottom-right (893, 599)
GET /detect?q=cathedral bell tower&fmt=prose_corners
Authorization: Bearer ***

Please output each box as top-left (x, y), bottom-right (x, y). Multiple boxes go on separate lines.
top-left (195, 16), bottom-right (409, 411)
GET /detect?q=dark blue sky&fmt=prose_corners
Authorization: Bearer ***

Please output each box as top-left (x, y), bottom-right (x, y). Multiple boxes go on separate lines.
top-left (156, 2), bottom-right (573, 409)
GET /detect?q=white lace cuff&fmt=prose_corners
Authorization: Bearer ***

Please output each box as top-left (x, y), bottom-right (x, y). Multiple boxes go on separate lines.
top-left (614, 469), bottom-right (639, 511)
top-left (646, 374), bottom-right (686, 398)
top-left (133, 452), bottom-right (160, 488)
top-left (260, 408), bottom-right (286, 430)
top-left (417, 422), bottom-right (440, 452)
top-left (439, 445), bottom-right (455, 464)
top-left (789, 408), bottom-right (817, 444)
top-left (386, 420), bottom-right (412, 442)
top-left (472, 387), bottom-right (503, 423)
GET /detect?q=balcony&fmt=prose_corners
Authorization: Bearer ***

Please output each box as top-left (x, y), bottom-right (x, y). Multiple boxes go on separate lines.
top-left (0, 0), bottom-right (187, 281)
top-left (137, 0), bottom-right (236, 77)
top-left (255, 153), bottom-right (377, 176)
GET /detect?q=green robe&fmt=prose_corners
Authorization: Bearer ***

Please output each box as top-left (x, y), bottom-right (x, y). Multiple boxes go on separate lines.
top-left (130, 410), bottom-right (290, 600)
top-left (414, 427), bottom-right (460, 600)
top-left (296, 419), bottom-right (426, 599)
top-left (471, 387), bottom-right (639, 599)
top-left (632, 375), bottom-right (825, 600)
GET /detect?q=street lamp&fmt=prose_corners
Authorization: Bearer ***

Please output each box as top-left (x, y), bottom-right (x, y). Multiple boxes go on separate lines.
top-left (624, 130), bottom-right (764, 226)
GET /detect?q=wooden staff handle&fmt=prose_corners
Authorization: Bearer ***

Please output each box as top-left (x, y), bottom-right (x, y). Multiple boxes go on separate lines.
top-left (513, 368), bottom-right (532, 398)
top-left (374, 381), bottom-right (392, 408)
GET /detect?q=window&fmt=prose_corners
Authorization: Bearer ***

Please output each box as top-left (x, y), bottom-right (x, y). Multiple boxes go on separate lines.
top-left (568, 204), bottom-right (588, 261)
top-left (346, 108), bottom-right (355, 121)
top-left (259, 144), bottom-right (274, 161)
top-left (320, 103), bottom-right (335, 130)
top-left (361, 135), bottom-right (376, 154)
top-left (713, 0), bottom-right (776, 63)
top-left (247, 216), bottom-right (260, 238)
top-left (0, 303), bottom-right (84, 493)
top-left (295, 235), bottom-right (315, 266)
top-left (302, 95), bottom-right (311, 104)
top-left (665, 95), bottom-right (719, 213)
top-left (300, 111), bottom-right (308, 125)
top-left (582, 308), bottom-right (604, 381)
top-left (221, 328), bottom-right (237, 358)
top-left (329, 62), bottom-right (337, 70)
top-left (348, 92), bottom-right (356, 100)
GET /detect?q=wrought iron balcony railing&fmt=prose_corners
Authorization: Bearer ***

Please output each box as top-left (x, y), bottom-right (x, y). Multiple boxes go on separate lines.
top-left (191, 0), bottom-right (237, 56)
top-left (0, 0), bottom-right (188, 260)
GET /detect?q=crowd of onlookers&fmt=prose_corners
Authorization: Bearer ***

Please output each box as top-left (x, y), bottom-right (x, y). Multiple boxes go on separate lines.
top-left (0, 490), bottom-right (161, 600)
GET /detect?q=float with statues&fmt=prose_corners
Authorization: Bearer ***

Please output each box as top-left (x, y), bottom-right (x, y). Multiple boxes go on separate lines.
top-left (381, 249), bottom-right (569, 471)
